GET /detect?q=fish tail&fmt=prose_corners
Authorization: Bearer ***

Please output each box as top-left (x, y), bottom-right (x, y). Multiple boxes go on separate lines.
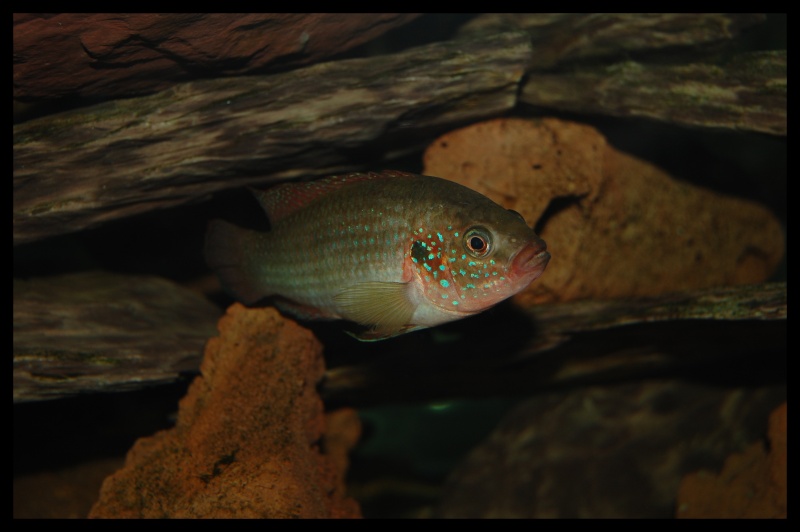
top-left (204, 220), bottom-right (270, 305)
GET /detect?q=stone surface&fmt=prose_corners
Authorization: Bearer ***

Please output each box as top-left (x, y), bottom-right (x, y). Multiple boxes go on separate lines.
top-left (423, 118), bottom-right (784, 305)
top-left (89, 304), bottom-right (361, 518)
top-left (434, 382), bottom-right (785, 518)
top-left (676, 401), bottom-right (787, 518)
top-left (14, 13), bottom-right (420, 102)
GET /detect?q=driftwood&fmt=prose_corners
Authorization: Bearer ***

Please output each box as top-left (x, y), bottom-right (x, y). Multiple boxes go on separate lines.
top-left (13, 31), bottom-right (531, 245)
top-left (13, 278), bottom-right (784, 404)
top-left (13, 14), bottom-right (420, 102)
top-left (521, 51), bottom-right (787, 135)
top-left (13, 272), bottom-right (220, 402)
top-left (13, 15), bottom-right (786, 246)
top-left (321, 282), bottom-right (786, 408)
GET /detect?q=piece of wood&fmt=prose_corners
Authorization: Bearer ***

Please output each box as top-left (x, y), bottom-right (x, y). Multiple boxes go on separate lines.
top-left (520, 51), bottom-right (787, 135)
top-left (13, 272), bottom-right (221, 402)
top-left (13, 31), bottom-right (532, 245)
top-left (13, 13), bottom-right (420, 102)
top-left (14, 278), bottom-right (784, 405)
top-left (321, 282), bottom-right (786, 408)
top-left (459, 13), bottom-right (767, 69)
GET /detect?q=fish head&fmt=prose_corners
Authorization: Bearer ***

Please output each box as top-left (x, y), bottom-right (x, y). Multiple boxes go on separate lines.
top-left (407, 203), bottom-right (550, 320)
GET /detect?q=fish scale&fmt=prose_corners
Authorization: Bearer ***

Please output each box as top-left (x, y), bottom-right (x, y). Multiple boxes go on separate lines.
top-left (205, 171), bottom-right (550, 340)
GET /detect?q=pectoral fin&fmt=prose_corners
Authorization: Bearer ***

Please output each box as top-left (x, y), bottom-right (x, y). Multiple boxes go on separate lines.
top-left (334, 282), bottom-right (416, 336)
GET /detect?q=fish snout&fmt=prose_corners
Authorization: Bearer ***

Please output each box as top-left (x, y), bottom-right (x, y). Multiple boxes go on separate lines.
top-left (510, 238), bottom-right (550, 281)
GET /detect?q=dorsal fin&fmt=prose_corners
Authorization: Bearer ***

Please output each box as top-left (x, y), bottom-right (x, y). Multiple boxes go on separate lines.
top-left (251, 171), bottom-right (416, 223)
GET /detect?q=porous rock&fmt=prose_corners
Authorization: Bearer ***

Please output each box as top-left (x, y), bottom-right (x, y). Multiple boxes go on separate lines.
top-left (424, 118), bottom-right (784, 304)
top-left (89, 304), bottom-right (361, 518)
top-left (676, 401), bottom-right (786, 518)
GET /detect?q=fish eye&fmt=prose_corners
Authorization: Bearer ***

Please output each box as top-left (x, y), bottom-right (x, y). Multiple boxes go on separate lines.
top-left (464, 227), bottom-right (492, 258)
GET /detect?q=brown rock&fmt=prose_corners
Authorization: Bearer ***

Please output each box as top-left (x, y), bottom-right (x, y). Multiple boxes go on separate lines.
top-left (676, 402), bottom-right (787, 518)
top-left (423, 118), bottom-right (784, 304)
top-left (14, 13), bottom-right (419, 102)
top-left (89, 304), bottom-right (361, 518)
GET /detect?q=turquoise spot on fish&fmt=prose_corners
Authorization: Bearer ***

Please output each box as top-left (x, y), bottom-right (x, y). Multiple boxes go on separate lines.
top-left (441, 294), bottom-right (448, 299)
top-left (428, 253), bottom-right (435, 260)
top-left (454, 232), bottom-right (460, 237)
top-left (437, 232), bottom-right (443, 242)
top-left (440, 279), bottom-right (450, 288)
top-left (439, 264), bottom-right (446, 271)
top-left (460, 269), bottom-right (467, 276)
top-left (452, 300), bottom-right (459, 306)
top-left (466, 283), bottom-right (475, 289)
top-left (468, 261), bottom-right (476, 267)
top-left (423, 263), bottom-right (432, 272)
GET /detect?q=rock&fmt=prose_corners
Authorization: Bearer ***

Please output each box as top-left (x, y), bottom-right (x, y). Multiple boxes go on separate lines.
top-left (676, 402), bottom-right (787, 518)
top-left (423, 117), bottom-right (784, 304)
top-left (14, 13), bottom-right (420, 103)
top-left (434, 381), bottom-right (785, 518)
top-left (89, 304), bottom-right (361, 518)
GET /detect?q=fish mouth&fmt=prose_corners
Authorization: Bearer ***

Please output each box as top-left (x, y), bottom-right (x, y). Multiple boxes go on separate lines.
top-left (510, 239), bottom-right (550, 281)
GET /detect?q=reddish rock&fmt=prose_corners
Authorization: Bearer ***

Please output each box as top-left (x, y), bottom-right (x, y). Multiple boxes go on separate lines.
top-left (89, 304), bottom-right (361, 518)
top-left (14, 13), bottom-right (419, 102)
top-left (424, 118), bottom-right (784, 304)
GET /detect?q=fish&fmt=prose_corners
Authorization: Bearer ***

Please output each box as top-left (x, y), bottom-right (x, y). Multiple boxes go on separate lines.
top-left (205, 170), bottom-right (550, 340)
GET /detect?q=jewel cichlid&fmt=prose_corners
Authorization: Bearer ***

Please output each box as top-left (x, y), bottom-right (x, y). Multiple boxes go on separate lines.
top-left (205, 170), bottom-right (550, 340)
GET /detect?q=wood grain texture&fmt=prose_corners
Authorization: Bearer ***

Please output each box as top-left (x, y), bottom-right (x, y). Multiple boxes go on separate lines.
top-left (14, 31), bottom-right (531, 245)
top-left (13, 272), bottom-right (220, 402)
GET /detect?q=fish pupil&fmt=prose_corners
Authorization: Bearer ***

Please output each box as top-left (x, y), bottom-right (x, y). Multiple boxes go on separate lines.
top-left (468, 236), bottom-right (486, 253)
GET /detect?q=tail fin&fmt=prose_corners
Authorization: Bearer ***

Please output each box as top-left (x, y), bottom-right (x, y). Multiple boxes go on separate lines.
top-left (204, 220), bottom-right (269, 305)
